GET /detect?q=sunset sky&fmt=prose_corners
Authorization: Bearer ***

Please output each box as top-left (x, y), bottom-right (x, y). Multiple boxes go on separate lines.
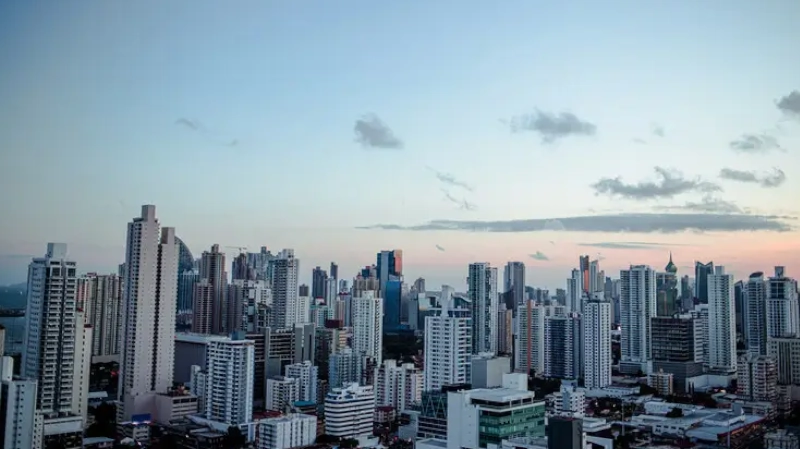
top-left (1, 1), bottom-right (799, 289)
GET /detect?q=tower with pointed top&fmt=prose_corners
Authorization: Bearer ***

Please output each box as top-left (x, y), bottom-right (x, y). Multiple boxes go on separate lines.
top-left (657, 253), bottom-right (680, 316)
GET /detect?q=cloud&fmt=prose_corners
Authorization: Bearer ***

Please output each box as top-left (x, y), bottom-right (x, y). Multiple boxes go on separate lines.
top-left (719, 168), bottom-right (786, 188)
top-left (776, 90), bottom-right (800, 117)
top-left (435, 245), bottom-right (446, 252)
top-left (592, 167), bottom-right (720, 200)
top-left (578, 241), bottom-right (681, 250)
top-left (441, 189), bottom-right (477, 211)
top-left (660, 195), bottom-right (742, 214)
top-left (354, 114), bottom-right (403, 149)
top-left (730, 133), bottom-right (783, 153)
top-left (529, 251), bottom-right (549, 261)
top-left (633, 138), bottom-right (647, 145)
top-left (509, 110), bottom-right (596, 143)
top-left (428, 167), bottom-right (473, 192)
top-left (358, 212), bottom-right (792, 233)
top-left (175, 118), bottom-right (204, 131)
top-left (652, 124), bottom-right (665, 137)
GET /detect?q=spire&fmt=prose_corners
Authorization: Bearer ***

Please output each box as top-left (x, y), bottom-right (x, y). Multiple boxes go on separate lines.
top-left (665, 251), bottom-right (677, 274)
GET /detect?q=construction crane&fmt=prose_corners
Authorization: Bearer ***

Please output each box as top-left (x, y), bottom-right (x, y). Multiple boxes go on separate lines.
top-left (225, 246), bottom-right (247, 254)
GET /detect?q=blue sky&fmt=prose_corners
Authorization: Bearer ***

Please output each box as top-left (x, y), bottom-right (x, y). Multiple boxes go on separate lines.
top-left (1, 1), bottom-right (799, 289)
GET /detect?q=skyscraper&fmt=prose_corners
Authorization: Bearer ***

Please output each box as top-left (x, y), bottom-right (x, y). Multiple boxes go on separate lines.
top-left (579, 255), bottom-right (590, 293)
top-left (503, 261), bottom-right (525, 311)
top-left (118, 206), bottom-right (178, 437)
top-left (583, 299), bottom-right (611, 389)
top-left (566, 269), bottom-right (582, 314)
top-left (376, 250), bottom-right (403, 295)
top-left (744, 272), bottom-right (768, 355)
top-left (198, 244), bottom-right (227, 334)
top-left (620, 265), bottom-right (656, 373)
top-left (272, 249), bottom-right (299, 329)
top-left (707, 266), bottom-right (736, 372)
top-left (767, 267), bottom-right (799, 339)
top-left (330, 262), bottom-right (339, 283)
top-left (352, 291), bottom-right (384, 364)
top-left (312, 266), bottom-right (328, 299)
top-left (423, 296), bottom-right (472, 392)
top-left (203, 335), bottom-right (255, 437)
top-left (468, 263), bottom-right (498, 355)
top-left (695, 261), bottom-right (714, 303)
top-left (22, 243), bottom-right (86, 446)
top-left (81, 273), bottom-right (123, 360)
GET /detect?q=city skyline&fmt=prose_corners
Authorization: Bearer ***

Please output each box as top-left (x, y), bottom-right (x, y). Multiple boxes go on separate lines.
top-left (1, 1), bottom-right (800, 288)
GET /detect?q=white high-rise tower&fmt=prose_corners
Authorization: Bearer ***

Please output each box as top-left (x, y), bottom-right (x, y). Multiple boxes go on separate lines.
top-left (22, 243), bottom-right (87, 446)
top-left (743, 272), bottom-right (768, 355)
top-left (271, 249), bottom-right (299, 329)
top-left (766, 267), bottom-right (800, 339)
top-left (583, 299), bottom-right (612, 388)
top-left (468, 263), bottom-right (498, 355)
top-left (352, 290), bottom-right (384, 364)
top-left (620, 265), bottom-right (656, 373)
top-left (118, 205), bottom-right (178, 433)
top-left (423, 294), bottom-right (472, 392)
top-left (707, 266), bottom-right (736, 372)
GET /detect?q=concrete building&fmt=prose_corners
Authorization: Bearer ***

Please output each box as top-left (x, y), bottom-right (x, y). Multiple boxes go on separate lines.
top-left (468, 263), bottom-right (498, 355)
top-left (516, 302), bottom-right (561, 375)
top-left (619, 265), bottom-right (656, 373)
top-left (543, 313), bottom-right (582, 379)
top-left (375, 360), bottom-right (423, 413)
top-left (228, 279), bottom-right (271, 333)
top-left (551, 380), bottom-right (585, 418)
top-left (446, 387), bottom-right (545, 449)
top-left (707, 266), bottom-right (737, 372)
top-left (324, 383), bottom-right (375, 439)
top-left (271, 250), bottom-right (300, 329)
top-left (767, 267), bottom-right (800, 339)
top-left (118, 206), bottom-right (178, 440)
top-left (266, 376), bottom-right (299, 412)
top-left (503, 261), bottom-right (526, 312)
top-left (0, 356), bottom-right (39, 449)
top-left (423, 297), bottom-right (472, 392)
top-left (470, 354), bottom-right (511, 389)
top-left (738, 354), bottom-right (778, 403)
top-left (764, 429), bottom-right (799, 449)
top-left (80, 273), bottom-right (122, 362)
top-left (352, 290), bottom-right (383, 364)
top-left (650, 315), bottom-right (704, 393)
top-left (22, 243), bottom-right (86, 448)
top-left (256, 414), bottom-right (317, 449)
top-left (285, 361), bottom-right (318, 403)
top-left (547, 417), bottom-right (584, 449)
top-left (193, 244), bottom-right (228, 335)
top-left (743, 272), bottom-right (768, 355)
top-left (768, 337), bottom-right (800, 385)
top-left (203, 334), bottom-right (255, 438)
top-left (648, 370), bottom-right (674, 396)
top-left (583, 299), bottom-right (612, 389)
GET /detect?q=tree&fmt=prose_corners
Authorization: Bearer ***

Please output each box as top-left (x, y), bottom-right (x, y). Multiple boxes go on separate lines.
top-left (340, 438), bottom-right (359, 448)
top-left (666, 407), bottom-right (684, 418)
top-left (224, 426), bottom-right (246, 449)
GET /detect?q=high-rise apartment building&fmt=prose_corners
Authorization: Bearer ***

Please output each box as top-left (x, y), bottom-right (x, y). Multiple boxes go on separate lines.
top-left (566, 269), bottom-right (582, 314)
top-left (468, 263), bottom-right (498, 355)
top-left (423, 296), bottom-right (472, 392)
top-left (256, 414), bottom-right (317, 449)
top-left (620, 265), bottom-right (656, 373)
top-left (650, 315), bottom-right (704, 393)
top-left (23, 244), bottom-right (87, 447)
top-left (579, 255), bottom-right (590, 293)
top-left (23, 243), bottom-right (80, 417)
top-left (744, 272), bottom-right (768, 355)
top-left (271, 250), bottom-right (299, 329)
top-left (544, 313), bottom-right (582, 379)
top-left (118, 206), bottom-right (178, 437)
top-left (583, 299), bottom-right (612, 389)
top-left (516, 301), bottom-right (561, 375)
top-left (707, 266), bottom-right (736, 372)
top-left (767, 267), bottom-right (799, 339)
top-left (197, 244), bottom-right (227, 334)
top-left (285, 361), bottom-right (318, 403)
top-left (352, 290), bottom-right (383, 364)
top-left (266, 376), bottom-right (299, 412)
top-left (324, 383), bottom-right (376, 439)
top-left (375, 360), bottom-right (423, 413)
top-left (80, 273), bottom-right (122, 361)
top-left (203, 335), bottom-right (255, 436)
top-left (1, 356), bottom-right (39, 449)
top-left (737, 354), bottom-right (777, 403)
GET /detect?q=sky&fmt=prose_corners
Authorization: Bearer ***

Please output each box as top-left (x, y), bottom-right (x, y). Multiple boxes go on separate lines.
top-left (1, 1), bottom-right (799, 290)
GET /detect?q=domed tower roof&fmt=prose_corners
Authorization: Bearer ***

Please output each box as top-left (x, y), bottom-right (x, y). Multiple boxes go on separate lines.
top-left (665, 252), bottom-right (678, 274)
top-left (175, 237), bottom-right (195, 273)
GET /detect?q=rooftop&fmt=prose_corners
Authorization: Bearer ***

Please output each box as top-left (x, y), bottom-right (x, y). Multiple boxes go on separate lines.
top-left (464, 387), bottom-right (537, 403)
